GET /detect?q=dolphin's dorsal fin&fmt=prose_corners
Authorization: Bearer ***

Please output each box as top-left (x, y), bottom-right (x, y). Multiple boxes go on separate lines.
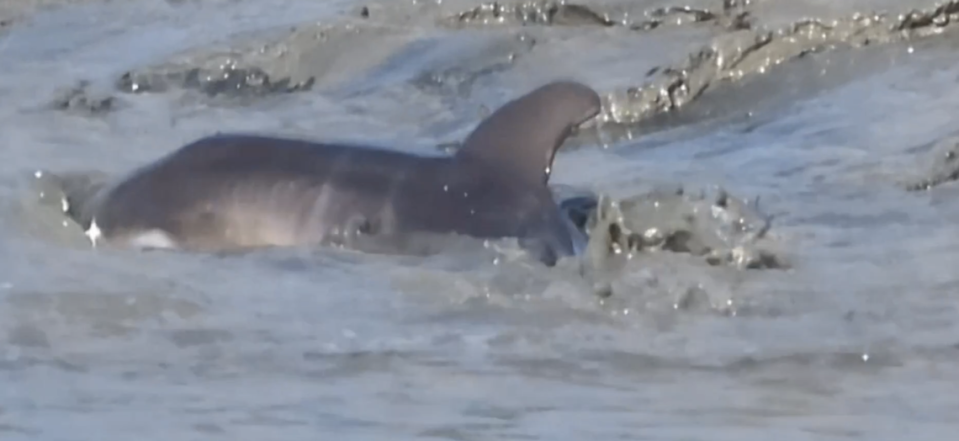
top-left (455, 81), bottom-right (601, 185)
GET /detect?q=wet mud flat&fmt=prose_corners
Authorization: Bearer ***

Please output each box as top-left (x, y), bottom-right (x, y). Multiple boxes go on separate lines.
top-left (4, 0), bottom-right (959, 440)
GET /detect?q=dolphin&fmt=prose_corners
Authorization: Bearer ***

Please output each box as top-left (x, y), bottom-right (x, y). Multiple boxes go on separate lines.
top-left (59, 81), bottom-right (602, 265)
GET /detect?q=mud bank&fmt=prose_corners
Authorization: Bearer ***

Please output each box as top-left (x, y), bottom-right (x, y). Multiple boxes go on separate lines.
top-left (91, 1), bottom-right (959, 125)
top-left (7, 0), bottom-right (959, 126)
top-left (425, 0), bottom-right (959, 127)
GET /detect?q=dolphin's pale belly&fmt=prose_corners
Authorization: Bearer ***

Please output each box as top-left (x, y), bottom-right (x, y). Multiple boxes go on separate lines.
top-left (100, 174), bottom-right (399, 252)
top-left (194, 179), bottom-right (345, 249)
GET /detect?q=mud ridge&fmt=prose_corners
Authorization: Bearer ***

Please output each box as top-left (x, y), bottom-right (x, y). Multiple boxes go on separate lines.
top-left (594, 0), bottom-right (959, 125)
top-left (113, 21), bottom-right (405, 99)
top-left (441, 0), bottom-right (959, 127)
top-left (49, 81), bottom-right (118, 116)
top-left (441, 1), bottom-right (618, 28)
top-left (442, 0), bottom-right (751, 31)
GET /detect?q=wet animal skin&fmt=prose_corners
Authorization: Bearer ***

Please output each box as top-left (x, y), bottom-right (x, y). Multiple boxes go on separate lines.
top-left (65, 81), bottom-right (602, 265)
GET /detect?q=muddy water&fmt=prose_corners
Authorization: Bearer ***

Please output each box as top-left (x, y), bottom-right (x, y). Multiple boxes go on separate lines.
top-left (3, 0), bottom-right (959, 439)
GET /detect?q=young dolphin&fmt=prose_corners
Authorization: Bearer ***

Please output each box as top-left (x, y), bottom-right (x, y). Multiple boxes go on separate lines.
top-left (62, 81), bottom-right (602, 265)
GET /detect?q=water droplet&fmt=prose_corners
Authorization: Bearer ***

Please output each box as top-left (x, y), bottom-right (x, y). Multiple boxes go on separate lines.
top-left (85, 218), bottom-right (102, 247)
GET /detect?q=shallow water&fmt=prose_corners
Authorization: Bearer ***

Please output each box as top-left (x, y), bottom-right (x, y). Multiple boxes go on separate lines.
top-left (3, 0), bottom-right (959, 439)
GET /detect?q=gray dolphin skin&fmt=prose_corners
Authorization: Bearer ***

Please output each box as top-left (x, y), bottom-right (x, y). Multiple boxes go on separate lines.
top-left (64, 81), bottom-right (602, 265)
